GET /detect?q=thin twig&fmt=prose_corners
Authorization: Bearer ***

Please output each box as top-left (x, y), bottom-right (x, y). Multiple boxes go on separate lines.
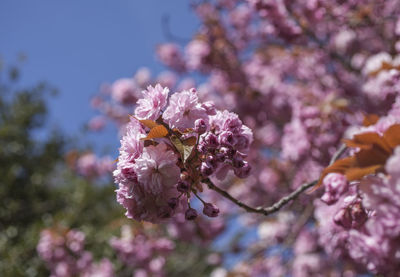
top-left (329, 143), bottom-right (347, 165)
top-left (161, 15), bottom-right (190, 44)
top-left (204, 145), bottom-right (347, 217)
top-left (204, 178), bottom-right (317, 217)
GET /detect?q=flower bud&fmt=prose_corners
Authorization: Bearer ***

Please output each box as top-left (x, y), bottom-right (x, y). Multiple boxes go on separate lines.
top-left (350, 202), bottom-right (368, 228)
top-left (218, 131), bottom-right (235, 146)
top-left (215, 152), bottom-right (226, 162)
top-left (203, 203), bottom-right (219, 217)
top-left (232, 155), bottom-right (245, 168)
top-left (220, 147), bottom-right (235, 158)
top-left (234, 162), bottom-right (251, 178)
top-left (197, 143), bottom-right (207, 154)
top-left (204, 133), bottom-right (219, 148)
top-left (168, 198), bottom-right (179, 209)
top-left (185, 208), bottom-right (198, 220)
top-left (202, 101), bottom-right (216, 115)
top-left (201, 162), bottom-right (214, 176)
top-left (177, 180), bottom-right (190, 193)
top-left (225, 115), bottom-right (242, 131)
top-left (194, 119), bottom-right (208, 134)
top-left (334, 208), bottom-right (352, 229)
top-left (321, 173), bottom-right (348, 205)
top-left (206, 155), bottom-right (218, 168)
top-left (233, 134), bottom-right (250, 150)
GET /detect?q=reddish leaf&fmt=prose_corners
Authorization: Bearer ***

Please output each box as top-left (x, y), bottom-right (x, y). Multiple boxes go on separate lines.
top-left (314, 157), bottom-right (355, 189)
top-left (345, 165), bottom-right (382, 181)
top-left (314, 123), bottom-right (400, 191)
top-left (141, 125), bottom-right (168, 140)
top-left (183, 136), bottom-right (197, 146)
top-left (138, 119), bottom-right (159, 129)
top-left (344, 132), bottom-right (391, 153)
top-left (383, 124), bottom-right (400, 149)
top-left (363, 114), bottom-right (379, 127)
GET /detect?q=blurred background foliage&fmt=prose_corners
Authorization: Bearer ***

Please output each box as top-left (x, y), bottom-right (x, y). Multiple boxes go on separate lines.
top-left (0, 60), bottom-right (216, 276)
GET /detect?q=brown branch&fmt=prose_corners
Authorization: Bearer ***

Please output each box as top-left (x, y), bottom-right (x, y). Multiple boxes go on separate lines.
top-left (204, 145), bottom-right (347, 217)
top-left (204, 178), bottom-right (317, 217)
top-left (329, 143), bottom-right (347, 165)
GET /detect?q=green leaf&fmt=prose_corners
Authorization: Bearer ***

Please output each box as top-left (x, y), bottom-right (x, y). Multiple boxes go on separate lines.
top-left (170, 135), bottom-right (195, 163)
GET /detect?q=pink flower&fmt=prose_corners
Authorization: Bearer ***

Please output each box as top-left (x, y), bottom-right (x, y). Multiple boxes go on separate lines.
top-left (133, 67), bottom-right (151, 87)
top-left (386, 146), bottom-right (400, 179)
top-left (134, 143), bottom-right (180, 195)
top-left (114, 118), bottom-right (145, 185)
top-left (88, 116), bottom-right (106, 131)
top-left (76, 153), bottom-right (98, 177)
top-left (118, 118), bottom-right (145, 162)
top-left (162, 88), bottom-right (209, 130)
top-left (156, 43), bottom-right (186, 72)
top-left (134, 84), bottom-right (169, 121)
top-left (282, 119), bottom-right (310, 161)
top-left (185, 39), bottom-right (210, 70)
top-left (210, 110), bottom-right (242, 133)
top-left (111, 78), bottom-right (138, 105)
top-left (321, 173), bottom-right (349, 205)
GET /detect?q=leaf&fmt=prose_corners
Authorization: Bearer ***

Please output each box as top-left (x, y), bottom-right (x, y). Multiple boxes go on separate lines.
top-left (139, 119), bottom-right (159, 129)
top-left (140, 125), bottom-right (168, 141)
top-left (363, 114), bottom-right (379, 127)
top-left (343, 132), bottom-right (392, 153)
top-left (313, 157), bottom-right (355, 190)
top-left (183, 145), bottom-right (195, 162)
top-left (170, 135), bottom-right (184, 156)
top-left (129, 116), bottom-right (159, 129)
top-left (345, 165), bottom-right (382, 181)
top-left (183, 136), bottom-right (197, 146)
top-left (129, 115), bottom-right (160, 129)
top-left (354, 145), bottom-right (388, 167)
top-left (383, 124), bottom-right (400, 149)
top-left (172, 128), bottom-right (194, 134)
top-left (170, 135), bottom-right (195, 163)
top-left (314, 123), bottom-right (400, 191)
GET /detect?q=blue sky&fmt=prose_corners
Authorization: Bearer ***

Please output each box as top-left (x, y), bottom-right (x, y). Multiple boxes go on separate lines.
top-left (0, 0), bottom-right (198, 150)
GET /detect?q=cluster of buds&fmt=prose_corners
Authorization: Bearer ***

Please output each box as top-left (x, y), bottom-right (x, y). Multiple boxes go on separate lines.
top-left (113, 84), bottom-right (253, 223)
top-left (197, 110), bottom-right (253, 180)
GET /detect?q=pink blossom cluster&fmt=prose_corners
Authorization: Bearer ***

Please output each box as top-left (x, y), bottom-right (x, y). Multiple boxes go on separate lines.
top-left (114, 84), bottom-right (253, 223)
top-left (314, 104), bottom-right (400, 275)
top-left (85, 0), bottom-right (400, 275)
top-left (75, 152), bottom-right (114, 179)
top-left (109, 225), bottom-right (174, 277)
top-left (37, 228), bottom-right (114, 277)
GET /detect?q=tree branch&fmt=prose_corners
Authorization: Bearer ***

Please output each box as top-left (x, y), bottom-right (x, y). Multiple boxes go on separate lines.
top-left (204, 178), bottom-right (317, 217)
top-left (329, 143), bottom-right (347, 165)
top-left (204, 145), bottom-right (347, 217)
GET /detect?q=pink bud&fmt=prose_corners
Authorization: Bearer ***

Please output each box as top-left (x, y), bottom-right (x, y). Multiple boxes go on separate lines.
top-left (185, 208), bottom-right (198, 220)
top-left (203, 203), bottom-right (220, 217)
top-left (168, 198), bottom-right (179, 209)
top-left (194, 119), bottom-right (208, 134)
top-left (177, 180), bottom-right (190, 193)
